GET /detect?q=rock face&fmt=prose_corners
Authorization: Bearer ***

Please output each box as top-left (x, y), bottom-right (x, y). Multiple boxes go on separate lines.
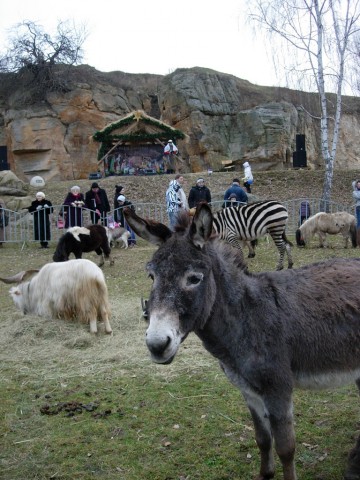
top-left (1, 65), bottom-right (360, 181)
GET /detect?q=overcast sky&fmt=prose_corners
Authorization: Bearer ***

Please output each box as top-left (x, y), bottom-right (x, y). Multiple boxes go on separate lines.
top-left (0, 0), bottom-right (281, 88)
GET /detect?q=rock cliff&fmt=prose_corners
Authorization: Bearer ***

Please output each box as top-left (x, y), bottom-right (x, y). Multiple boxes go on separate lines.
top-left (1, 65), bottom-right (360, 181)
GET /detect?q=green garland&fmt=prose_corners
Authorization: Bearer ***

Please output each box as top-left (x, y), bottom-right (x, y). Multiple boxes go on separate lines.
top-left (93, 112), bottom-right (185, 160)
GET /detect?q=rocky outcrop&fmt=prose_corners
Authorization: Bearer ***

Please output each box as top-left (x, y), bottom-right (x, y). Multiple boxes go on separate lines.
top-left (1, 65), bottom-right (360, 181)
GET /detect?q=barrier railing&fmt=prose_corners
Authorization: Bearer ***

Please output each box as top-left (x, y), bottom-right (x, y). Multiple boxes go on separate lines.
top-left (0, 199), bottom-right (355, 245)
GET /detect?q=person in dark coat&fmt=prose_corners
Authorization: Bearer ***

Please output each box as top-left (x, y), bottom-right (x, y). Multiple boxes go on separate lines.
top-left (62, 186), bottom-right (85, 228)
top-left (116, 195), bottom-right (136, 247)
top-left (0, 197), bottom-right (8, 247)
top-left (188, 178), bottom-right (212, 209)
top-left (113, 185), bottom-right (124, 223)
top-left (84, 182), bottom-right (110, 225)
top-left (223, 178), bottom-right (248, 204)
top-left (27, 192), bottom-right (53, 248)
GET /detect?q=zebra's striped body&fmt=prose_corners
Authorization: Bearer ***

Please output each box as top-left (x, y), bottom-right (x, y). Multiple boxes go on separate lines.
top-left (212, 200), bottom-right (293, 270)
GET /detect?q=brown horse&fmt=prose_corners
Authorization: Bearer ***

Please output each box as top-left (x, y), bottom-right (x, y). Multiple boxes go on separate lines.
top-left (53, 224), bottom-right (114, 267)
top-left (124, 204), bottom-right (360, 480)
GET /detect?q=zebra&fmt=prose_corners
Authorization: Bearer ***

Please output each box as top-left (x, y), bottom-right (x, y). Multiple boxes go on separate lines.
top-left (212, 200), bottom-right (293, 270)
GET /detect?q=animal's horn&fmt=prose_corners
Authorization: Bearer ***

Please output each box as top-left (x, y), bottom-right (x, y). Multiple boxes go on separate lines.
top-left (0, 269), bottom-right (39, 284)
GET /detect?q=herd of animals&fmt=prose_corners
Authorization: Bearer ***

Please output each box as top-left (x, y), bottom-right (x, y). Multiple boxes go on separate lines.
top-left (1, 200), bottom-right (360, 480)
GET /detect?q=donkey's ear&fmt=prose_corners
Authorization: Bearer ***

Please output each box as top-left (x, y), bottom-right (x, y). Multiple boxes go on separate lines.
top-left (123, 207), bottom-right (172, 246)
top-left (189, 203), bottom-right (213, 249)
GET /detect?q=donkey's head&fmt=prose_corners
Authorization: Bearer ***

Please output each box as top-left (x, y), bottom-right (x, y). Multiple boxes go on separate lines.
top-left (124, 205), bottom-right (217, 364)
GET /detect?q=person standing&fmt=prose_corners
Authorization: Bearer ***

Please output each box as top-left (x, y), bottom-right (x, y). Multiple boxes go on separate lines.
top-left (116, 194), bottom-right (136, 247)
top-left (27, 192), bottom-right (53, 248)
top-left (242, 162), bottom-right (254, 193)
top-left (166, 176), bottom-right (184, 229)
top-left (0, 197), bottom-right (8, 247)
top-left (164, 140), bottom-right (178, 174)
top-left (352, 179), bottom-right (360, 246)
top-left (62, 186), bottom-right (85, 228)
top-left (224, 178), bottom-right (248, 204)
top-left (176, 174), bottom-right (189, 213)
top-left (85, 182), bottom-right (110, 225)
top-left (188, 178), bottom-right (211, 210)
top-left (113, 185), bottom-right (124, 223)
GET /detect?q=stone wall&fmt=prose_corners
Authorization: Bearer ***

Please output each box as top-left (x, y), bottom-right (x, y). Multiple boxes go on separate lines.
top-left (1, 65), bottom-right (360, 181)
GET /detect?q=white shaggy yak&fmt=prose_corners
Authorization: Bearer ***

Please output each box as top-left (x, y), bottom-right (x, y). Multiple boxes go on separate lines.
top-left (105, 226), bottom-right (130, 249)
top-left (0, 259), bottom-right (112, 334)
top-left (295, 211), bottom-right (357, 248)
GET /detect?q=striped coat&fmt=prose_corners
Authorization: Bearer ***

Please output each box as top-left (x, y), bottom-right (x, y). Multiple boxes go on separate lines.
top-left (212, 200), bottom-right (293, 270)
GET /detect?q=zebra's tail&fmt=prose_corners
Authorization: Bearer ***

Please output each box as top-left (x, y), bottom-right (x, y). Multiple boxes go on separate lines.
top-left (282, 232), bottom-right (293, 247)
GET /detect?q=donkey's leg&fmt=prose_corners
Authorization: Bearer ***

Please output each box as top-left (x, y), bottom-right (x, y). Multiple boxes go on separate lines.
top-left (242, 389), bottom-right (275, 479)
top-left (344, 378), bottom-right (360, 480)
top-left (267, 396), bottom-right (297, 480)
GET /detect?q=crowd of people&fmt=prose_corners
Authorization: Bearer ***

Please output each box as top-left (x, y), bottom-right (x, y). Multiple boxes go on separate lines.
top-left (2, 160), bottom-right (360, 248)
top-left (0, 182), bottom-right (138, 249)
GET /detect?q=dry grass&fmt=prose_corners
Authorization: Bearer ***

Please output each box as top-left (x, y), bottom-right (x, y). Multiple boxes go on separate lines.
top-left (1, 192), bottom-right (360, 479)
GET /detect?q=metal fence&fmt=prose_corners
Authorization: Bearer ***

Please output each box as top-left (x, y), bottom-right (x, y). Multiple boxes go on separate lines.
top-left (0, 199), bottom-right (356, 245)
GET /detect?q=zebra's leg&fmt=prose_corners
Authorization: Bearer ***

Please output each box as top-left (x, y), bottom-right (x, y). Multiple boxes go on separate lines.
top-left (225, 233), bottom-right (245, 262)
top-left (268, 232), bottom-right (285, 271)
top-left (285, 242), bottom-right (293, 269)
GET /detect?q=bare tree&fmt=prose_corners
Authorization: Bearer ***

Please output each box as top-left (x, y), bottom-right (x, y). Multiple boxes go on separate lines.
top-left (0, 20), bottom-right (87, 96)
top-left (248, 0), bottom-right (360, 207)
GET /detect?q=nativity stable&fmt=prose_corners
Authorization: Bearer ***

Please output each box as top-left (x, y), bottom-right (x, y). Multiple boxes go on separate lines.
top-left (93, 110), bottom-right (186, 176)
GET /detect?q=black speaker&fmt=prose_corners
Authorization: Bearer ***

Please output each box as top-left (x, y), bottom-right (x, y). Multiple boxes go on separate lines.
top-left (296, 134), bottom-right (306, 151)
top-left (293, 151), bottom-right (307, 168)
top-left (0, 146), bottom-right (8, 171)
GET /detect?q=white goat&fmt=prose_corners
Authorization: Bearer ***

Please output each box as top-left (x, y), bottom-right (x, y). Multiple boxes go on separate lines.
top-left (0, 259), bottom-right (112, 334)
top-left (106, 226), bottom-right (130, 249)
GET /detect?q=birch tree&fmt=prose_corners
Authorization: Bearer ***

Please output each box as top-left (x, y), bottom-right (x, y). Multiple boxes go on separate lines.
top-left (248, 0), bottom-right (360, 207)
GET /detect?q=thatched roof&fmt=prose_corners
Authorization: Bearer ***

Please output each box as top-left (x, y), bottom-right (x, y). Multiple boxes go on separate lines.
top-left (93, 110), bottom-right (186, 160)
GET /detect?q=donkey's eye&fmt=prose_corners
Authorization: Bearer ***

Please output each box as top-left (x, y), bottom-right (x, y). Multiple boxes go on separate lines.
top-left (187, 273), bottom-right (203, 286)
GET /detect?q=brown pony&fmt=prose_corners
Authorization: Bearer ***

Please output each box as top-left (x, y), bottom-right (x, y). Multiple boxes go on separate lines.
top-left (53, 225), bottom-right (114, 267)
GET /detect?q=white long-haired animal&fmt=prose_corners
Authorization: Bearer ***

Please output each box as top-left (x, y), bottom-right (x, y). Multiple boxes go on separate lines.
top-left (0, 259), bottom-right (112, 334)
top-left (105, 226), bottom-right (130, 249)
top-left (296, 211), bottom-right (357, 248)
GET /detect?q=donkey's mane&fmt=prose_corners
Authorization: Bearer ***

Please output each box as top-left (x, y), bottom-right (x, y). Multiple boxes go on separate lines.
top-left (173, 211), bottom-right (192, 233)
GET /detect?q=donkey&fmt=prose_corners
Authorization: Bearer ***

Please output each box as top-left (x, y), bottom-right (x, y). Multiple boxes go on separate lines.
top-left (53, 224), bottom-right (114, 267)
top-left (123, 204), bottom-right (360, 480)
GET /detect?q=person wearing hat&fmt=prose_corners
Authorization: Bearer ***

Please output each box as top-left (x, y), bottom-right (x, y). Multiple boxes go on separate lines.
top-left (222, 193), bottom-right (242, 208)
top-left (223, 178), bottom-right (248, 205)
top-left (116, 194), bottom-right (136, 247)
top-left (164, 140), bottom-right (179, 174)
top-left (85, 182), bottom-right (110, 225)
top-left (188, 178), bottom-right (212, 211)
top-left (27, 191), bottom-right (53, 248)
top-left (242, 161), bottom-right (254, 193)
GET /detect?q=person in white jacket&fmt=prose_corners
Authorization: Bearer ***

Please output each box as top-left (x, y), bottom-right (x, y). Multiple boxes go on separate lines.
top-left (242, 162), bottom-right (254, 193)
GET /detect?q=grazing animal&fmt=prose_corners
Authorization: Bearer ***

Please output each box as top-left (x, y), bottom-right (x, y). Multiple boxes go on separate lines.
top-left (105, 226), bottom-right (130, 249)
top-left (124, 204), bottom-right (360, 480)
top-left (296, 211), bottom-right (357, 248)
top-left (212, 200), bottom-right (293, 270)
top-left (53, 224), bottom-right (114, 267)
top-left (0, 259), bottom-right (112, 334)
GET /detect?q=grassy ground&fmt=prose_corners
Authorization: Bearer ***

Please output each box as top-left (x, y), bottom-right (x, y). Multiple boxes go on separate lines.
top-left (1, 229), bottom-right (360, 480)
